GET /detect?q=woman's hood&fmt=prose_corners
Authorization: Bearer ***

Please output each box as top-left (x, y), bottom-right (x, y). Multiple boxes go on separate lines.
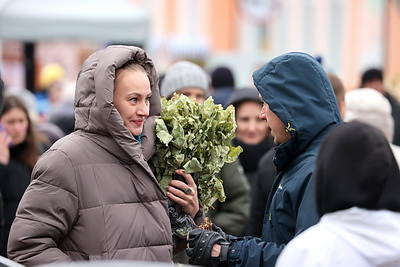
top-left (316, 121), bottom-right (400, 216)
top-left (253, 52), bottom-right (341, 166)
top-left (74, 45), bottom-right (161, 160)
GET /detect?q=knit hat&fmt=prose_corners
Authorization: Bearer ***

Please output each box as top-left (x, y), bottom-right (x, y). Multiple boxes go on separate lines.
top-left (160, 61), bottom-right (209, 99)
top-left (211, 66), bottom-right (234, 88)
top-left (345, 88), bottom-right (394, 143)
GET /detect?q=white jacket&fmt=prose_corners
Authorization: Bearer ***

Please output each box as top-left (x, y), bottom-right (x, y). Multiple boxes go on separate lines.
top-left (276, 207), bottom-right (400, 267)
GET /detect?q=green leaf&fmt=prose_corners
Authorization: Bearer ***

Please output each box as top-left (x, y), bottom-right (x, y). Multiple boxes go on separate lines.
top-left (183, 158), bottom-right (202, 173)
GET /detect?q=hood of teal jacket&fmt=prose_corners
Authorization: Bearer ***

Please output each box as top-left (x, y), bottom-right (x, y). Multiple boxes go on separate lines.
top-left (253, 52), bottom-right (342, 169)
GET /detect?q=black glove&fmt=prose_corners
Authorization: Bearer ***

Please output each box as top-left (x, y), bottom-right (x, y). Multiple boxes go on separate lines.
top-left (212, 223), bottom-right (228, 239)
top-left (186, 228), bottom-right (230, 267)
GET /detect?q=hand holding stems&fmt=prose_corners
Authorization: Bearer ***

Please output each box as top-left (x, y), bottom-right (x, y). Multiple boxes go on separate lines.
top-left (0, 130), bottom-right (12, 165)
top-left (166, 169), bottom-right (199, 219)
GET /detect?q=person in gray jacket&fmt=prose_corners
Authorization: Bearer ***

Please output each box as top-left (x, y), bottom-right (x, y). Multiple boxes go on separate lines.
top-left (7, 45), bottom-right (203, 266)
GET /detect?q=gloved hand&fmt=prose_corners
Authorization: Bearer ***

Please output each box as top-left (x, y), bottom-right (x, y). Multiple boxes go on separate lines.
top-left (186, 228), bottom-right (230, 267)
top-left (212, 223), bottom-right (227, 239)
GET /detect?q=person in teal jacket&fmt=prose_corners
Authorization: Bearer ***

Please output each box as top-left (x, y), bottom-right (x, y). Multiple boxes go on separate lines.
top-left (186, 52), bottom-right (342, 266)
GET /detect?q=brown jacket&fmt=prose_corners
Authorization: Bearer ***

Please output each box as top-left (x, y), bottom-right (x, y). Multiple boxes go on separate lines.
top-left (7, 46), bottom-right (177, 266)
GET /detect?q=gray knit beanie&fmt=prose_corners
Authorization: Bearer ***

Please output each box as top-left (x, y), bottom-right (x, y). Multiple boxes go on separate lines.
top-left (160, 61), bottom-right (209, 99)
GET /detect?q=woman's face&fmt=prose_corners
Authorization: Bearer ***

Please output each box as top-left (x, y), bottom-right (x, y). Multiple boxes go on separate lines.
top-left (1, 107), bottom-right (29, 145)
top-left (114, 69), bottom-right (152, 136)
top-left (235, 101), bottom-right (269, 145)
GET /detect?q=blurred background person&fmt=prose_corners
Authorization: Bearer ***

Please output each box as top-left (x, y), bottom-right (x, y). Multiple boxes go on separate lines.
top-left (345, 88), bottom-right (400, 164)
top-left (248, 71), bottom-right (346, 237)
top-left (224, 88), bottom-right (274, 186)
top-left (35, 63), bottom-right (66, 121)
top-left (160, 61), bottom-right (210, 103)
top-left (47, 81), bottom-right (76, 135)
top-left (224, 87), bottom-right (274, 236)
top-left (160, 60), bottom-right (250, 263)
top-left (0, 95), bottom-right (43, 257)
top-left (327, 73), bottom-right (346, 120)
top-left (0, 74), bottom-right (5, 257)
top-left (210, 66), bottom-right (235, 105)
top-left (4, 86), bottom-right (62, 151)
top-left (360, 68), bottom-right (400, 146)
top-left (160, 60), bottom-right (250, 236)
top-left (276, 121), bottom-right (400, 267)
top-left (0, 75), bottom-right (4, 108)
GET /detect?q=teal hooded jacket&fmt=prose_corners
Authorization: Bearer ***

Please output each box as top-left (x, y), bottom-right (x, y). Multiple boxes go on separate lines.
top-left (226, 52), bottom-right (342, 266)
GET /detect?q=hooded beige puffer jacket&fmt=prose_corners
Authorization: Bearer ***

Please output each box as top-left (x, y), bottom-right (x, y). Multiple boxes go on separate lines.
top-left (7, 46), bottom-right (174, 266)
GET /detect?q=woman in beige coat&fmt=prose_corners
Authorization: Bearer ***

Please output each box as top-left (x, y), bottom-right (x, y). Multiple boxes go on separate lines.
top-left (7, 45), bottom-right (203, 266)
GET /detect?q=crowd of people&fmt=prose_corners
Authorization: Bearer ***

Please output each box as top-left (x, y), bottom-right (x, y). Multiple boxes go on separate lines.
top-left (1, 45), bottom-right (400, 267)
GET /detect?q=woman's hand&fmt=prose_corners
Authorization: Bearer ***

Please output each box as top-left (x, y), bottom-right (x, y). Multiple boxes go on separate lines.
top-left (167, 169), bottom-right (199, 218)
top-left (0, 130), bottom-right (11, 165)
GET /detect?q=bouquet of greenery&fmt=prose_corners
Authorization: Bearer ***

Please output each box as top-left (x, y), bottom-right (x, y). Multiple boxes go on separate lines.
top-left (151, 94), bottom-right (242, 238)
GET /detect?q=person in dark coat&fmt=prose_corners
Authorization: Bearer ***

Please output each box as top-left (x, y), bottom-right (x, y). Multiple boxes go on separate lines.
top-left (0, 74), bottom-right (5, 257)
top-left (246, 147), bottom-right (275, 237)
top-left (224, 88), bottom-right (274, 237)
top-left (224, 88), bottom-right (274, 187)
top-left (185, 52), bottom-right (342, 266)
top-left (0, 95), bottom-right (41, 257)
top-left (360, 68), bottom-right (400, 146)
